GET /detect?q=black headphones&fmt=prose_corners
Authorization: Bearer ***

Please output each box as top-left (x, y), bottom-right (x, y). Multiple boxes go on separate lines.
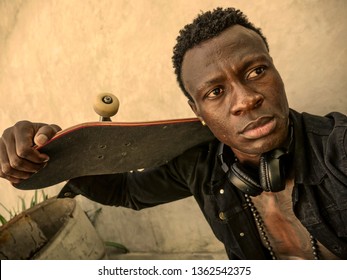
top-left (217, 127), bottom-right (293, 196)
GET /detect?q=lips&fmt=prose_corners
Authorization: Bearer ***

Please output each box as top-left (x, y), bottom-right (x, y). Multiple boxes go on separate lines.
top-left (240, 116), bottom-right (276, 139)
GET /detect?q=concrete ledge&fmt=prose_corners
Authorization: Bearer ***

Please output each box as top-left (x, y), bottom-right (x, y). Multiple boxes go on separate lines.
top-left (106, 251), bottom-right (228, 260)
top-left (106, 250), bottom-right (228, 260)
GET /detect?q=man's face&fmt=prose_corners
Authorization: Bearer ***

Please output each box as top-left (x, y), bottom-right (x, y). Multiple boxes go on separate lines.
top-left (181, 25), bottom-right (289, 159)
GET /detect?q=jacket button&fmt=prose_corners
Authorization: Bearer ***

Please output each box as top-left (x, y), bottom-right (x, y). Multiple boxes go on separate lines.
top-left (219, 212), bottom-right (226, 220)
top-left (219, 189), bottom-right (225, 194)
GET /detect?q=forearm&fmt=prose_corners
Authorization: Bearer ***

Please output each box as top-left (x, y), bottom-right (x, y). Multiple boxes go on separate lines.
top-left (58, 173), bottom-right (128, 206)
top-left (58, 165), bottom-right (192, 210)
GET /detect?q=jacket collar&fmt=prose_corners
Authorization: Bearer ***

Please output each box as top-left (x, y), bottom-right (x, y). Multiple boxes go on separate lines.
top-left (290, 109), bottom-right (326, 185)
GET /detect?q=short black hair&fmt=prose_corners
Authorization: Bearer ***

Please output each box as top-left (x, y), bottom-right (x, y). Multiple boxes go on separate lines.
top-left (172, 7), bottom-right (269, 100)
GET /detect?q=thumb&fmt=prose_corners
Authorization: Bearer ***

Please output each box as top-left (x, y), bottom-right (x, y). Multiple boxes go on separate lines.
top-left (34, 124), bottom-right (62, 147)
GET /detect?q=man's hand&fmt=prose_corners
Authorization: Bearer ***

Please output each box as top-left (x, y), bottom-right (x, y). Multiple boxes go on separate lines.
top-left (0, 121), bottom-right (61, 185)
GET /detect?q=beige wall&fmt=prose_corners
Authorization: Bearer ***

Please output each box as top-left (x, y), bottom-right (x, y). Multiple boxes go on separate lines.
top-left (0, 0), bottom-right (346, 257)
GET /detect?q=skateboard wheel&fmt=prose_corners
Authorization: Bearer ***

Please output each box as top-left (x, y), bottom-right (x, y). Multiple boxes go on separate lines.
top-left (93, 93), bottom-right (119, 118)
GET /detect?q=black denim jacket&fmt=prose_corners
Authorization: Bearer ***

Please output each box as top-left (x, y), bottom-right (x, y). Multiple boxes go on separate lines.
top-left (60, 109), bottom-right (347, 259)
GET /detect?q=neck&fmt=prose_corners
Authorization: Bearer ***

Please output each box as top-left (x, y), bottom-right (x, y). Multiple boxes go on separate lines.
top-left (232, 150), bottom-right (261, 167)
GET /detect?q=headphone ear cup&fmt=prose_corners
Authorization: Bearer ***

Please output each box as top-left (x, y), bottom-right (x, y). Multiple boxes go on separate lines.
top-left (260, 150), bottom-right (286, 192)
top-left (229, 162), bottom-right (263, 196)
top-left (259, 155), bottom-right (271, 192)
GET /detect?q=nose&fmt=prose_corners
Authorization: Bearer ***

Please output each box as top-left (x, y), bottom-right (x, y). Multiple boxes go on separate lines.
top-left (230, 84), bottom-right (264, 116)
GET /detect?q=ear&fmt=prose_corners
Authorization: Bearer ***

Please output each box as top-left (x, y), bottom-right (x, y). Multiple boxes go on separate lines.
top-left (188, 100), bottom-right (206, 125)
top-left (188, 100), bottom-right (200, 118)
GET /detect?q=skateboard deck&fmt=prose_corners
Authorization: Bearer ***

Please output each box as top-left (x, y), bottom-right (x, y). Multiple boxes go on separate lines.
top-left (16, 118), bottom-right (214, 190)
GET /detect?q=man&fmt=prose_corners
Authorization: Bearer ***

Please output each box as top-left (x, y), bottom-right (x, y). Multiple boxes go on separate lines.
top-left (0, 7), bottom-right (346, 259)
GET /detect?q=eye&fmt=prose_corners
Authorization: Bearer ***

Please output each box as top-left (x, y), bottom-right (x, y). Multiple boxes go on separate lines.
top-left (206, 87), bottom-right (224, 99)
top-left (247, 66), bottom-right (266, 79)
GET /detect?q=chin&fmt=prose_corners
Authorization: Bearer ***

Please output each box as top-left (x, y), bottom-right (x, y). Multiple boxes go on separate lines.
top-left (238, 132), bottom-right (288, 155)
top-left (260, 133), bottom-right (288, 153)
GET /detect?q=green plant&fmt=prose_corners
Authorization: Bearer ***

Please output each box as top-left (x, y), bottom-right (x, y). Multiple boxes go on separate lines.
top-left (0, 190), bottom-right (48, 225)
top-left (104, 241), bottom-right (129, 253)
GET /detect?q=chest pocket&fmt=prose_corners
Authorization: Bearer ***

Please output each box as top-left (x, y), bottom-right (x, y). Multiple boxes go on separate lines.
top-left (295, 181), bottom-right (347, 245)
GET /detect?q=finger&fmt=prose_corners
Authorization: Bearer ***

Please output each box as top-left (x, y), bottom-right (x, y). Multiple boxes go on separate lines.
top-left (12, 122), bottom-right (61, 162)
top-left (0, 169), bottom-right (24, 184)
top-left (34, 124), bottom-right (61, 147)
top-left (0, 137), bottom-right (42, 177)
top-left (9, 122), bottom-right (49, 164)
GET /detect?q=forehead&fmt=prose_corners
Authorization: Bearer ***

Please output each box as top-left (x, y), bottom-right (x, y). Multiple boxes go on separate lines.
top-left (181, 25), bottom-right (269, 86)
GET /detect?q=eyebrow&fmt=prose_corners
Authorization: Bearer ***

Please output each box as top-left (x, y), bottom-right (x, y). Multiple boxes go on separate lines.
top-left (194, 53), bottom-right (271, 93)
top-left (196, 76), bottom-right (225, 93)
top-left (237, 53), bottom-right (270, 72)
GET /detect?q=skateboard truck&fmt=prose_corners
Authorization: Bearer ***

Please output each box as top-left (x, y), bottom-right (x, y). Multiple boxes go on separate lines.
top-left (93, 93), bottom-right (119, 122)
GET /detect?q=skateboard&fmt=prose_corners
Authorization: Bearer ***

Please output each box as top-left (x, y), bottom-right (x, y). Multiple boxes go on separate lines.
top-left (16, 94), bottom-right (214, 190)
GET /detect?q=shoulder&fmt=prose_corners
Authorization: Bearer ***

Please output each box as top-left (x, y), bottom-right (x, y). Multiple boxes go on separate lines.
top-left (168, 138), bottom-right (220, 189)
top-left (172, 138), bottom-right (219, 170)
top-left (290, 109), bottom-right (347, 184)
top-left (290, 109), bottom-right (347, 136)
